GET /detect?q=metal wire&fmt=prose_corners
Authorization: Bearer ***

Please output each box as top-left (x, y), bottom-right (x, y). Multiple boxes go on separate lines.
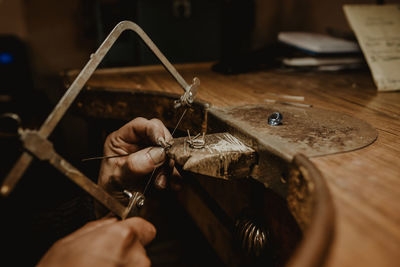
top-left (142, 108), bottom-right (188, 196)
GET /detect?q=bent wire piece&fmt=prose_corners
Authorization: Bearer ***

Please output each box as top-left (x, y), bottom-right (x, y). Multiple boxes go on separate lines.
top-left (1, 21), bottom-right (199, 219)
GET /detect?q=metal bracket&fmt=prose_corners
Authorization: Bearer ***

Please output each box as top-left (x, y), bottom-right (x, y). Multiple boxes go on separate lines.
top-left (174, 77), bottom-right (200, 108)
top-left (0, 21), bottom-right (199, 219)
top-left (123, 190), bottom-right (145, 219)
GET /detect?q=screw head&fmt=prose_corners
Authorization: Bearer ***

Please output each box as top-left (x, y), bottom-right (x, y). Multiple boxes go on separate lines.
top-left (136, 196), bottom-right (145, 209)
top-left (268, 112), bottom-right (283, 126)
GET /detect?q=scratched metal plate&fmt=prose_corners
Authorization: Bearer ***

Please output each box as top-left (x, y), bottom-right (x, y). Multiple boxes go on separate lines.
top-left (209, 104), bottom-right (377, 160)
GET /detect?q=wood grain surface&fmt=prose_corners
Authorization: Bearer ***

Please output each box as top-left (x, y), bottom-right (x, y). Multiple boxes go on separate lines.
top-left (66, 62), bottom-right (400, 267)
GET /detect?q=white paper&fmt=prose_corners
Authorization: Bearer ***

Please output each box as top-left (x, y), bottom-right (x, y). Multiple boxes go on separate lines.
top-left (344, 4), bottom-right (400, 92)
top-left (278, 32), bottom-right (360, 54)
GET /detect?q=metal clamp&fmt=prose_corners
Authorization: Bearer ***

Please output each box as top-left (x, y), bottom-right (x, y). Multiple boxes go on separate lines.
top-left (123, 190), bottom-right (145, 219)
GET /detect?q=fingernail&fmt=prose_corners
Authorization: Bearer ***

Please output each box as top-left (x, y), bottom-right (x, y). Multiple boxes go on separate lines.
top-left (148, 147), bottom-right (165, 165)
top-left (157, 137), bottom-right (166, 147)
top-left (166, 135), bottom-right (173, 143)
top-left (155, 174), bottom-right (167, 189)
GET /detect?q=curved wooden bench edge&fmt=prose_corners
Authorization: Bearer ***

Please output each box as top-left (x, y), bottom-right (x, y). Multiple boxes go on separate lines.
top-left (286, 154), bottom-right (335, 267)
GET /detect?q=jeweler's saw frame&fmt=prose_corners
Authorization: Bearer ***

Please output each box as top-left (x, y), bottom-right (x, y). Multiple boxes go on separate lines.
top-left (0, 21), bottom-right (200, 219)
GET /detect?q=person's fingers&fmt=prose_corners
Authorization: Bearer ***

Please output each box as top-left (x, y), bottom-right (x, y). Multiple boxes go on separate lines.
top-left (152, 159), bottom-right (182, 190)
top-left (105, 118), bottom-right (171, 154)
top-left (80, 217), bottom-right (118, 232)
top-left (154, 172), bottom-right (167, 189)
top-left (161, 123), bottom-right (173, 143)
top-left (153, 158), bottom-right (174, 189)
top-left (170, 167), bottom-right (183, 191)
top-left (86, 218), bottom-right (155, 258)
top-left (124, 146), bottom-right (166, 178)
top-left (60, 218), bottom-right (118, 244)
top-left (119, 217), bottom-right (157, 246)
top-left (104, 131), bottom-right (141, 155)
top-left (149, 118), bottom-right (172, 143)
top-left (124, 241), bottom-right (151, 267)
top-left (38, 217), bottom-right (155, 267)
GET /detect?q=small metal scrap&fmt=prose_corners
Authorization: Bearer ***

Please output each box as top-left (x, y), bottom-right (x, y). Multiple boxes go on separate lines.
top-left (268, 112), bottom-right (283, 126)
top-left (186, 130), bottom-right (205, 149)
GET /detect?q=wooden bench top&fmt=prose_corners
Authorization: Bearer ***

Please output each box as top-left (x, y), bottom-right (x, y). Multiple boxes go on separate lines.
top-left (66, 62), bottom-right (400, 267)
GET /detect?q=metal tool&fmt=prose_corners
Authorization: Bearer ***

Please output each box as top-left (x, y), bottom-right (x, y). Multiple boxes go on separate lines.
top-left (1, 21), bottom-right (200, 219)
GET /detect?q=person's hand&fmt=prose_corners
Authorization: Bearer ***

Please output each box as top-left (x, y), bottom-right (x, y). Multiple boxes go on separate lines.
top-left (37, 217), bottom-right (156, 267)
top-left (96, 117), bottom-right (180, 217)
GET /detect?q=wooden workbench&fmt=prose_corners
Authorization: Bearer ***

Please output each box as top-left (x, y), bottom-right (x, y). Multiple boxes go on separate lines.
top-left (66, 62), bottom-right (400, 267)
